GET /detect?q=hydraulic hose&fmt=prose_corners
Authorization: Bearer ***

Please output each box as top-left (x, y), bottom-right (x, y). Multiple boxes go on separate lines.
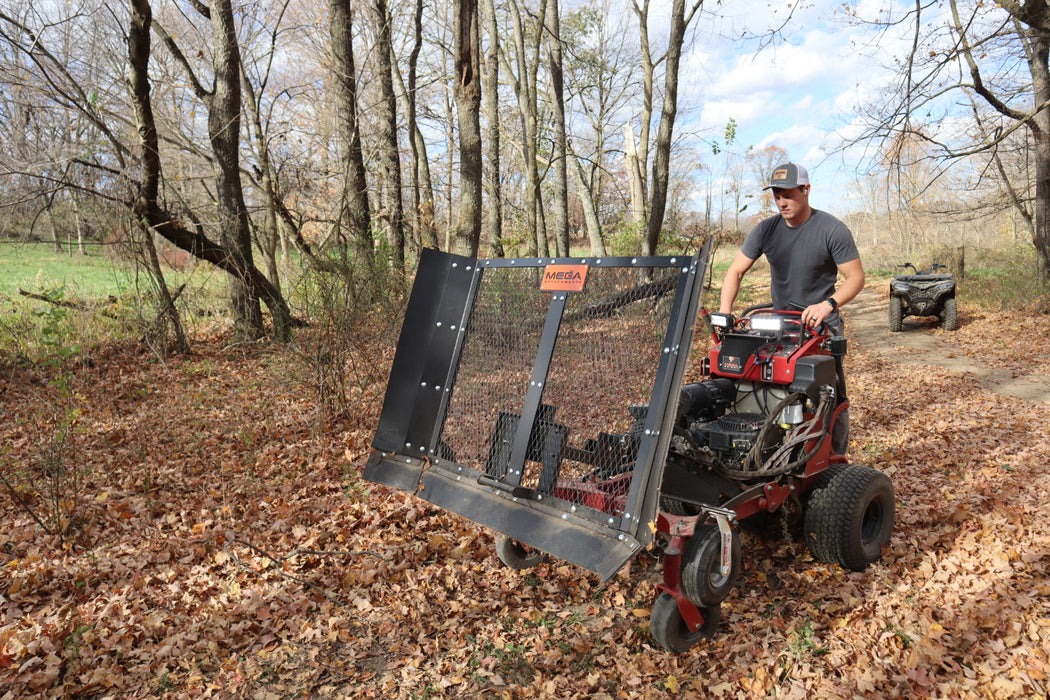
top-left (714, 387), bottom-right (834, 480)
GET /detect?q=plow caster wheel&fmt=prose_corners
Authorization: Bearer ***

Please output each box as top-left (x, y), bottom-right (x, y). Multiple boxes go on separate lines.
top-left (804, 464), bottom-right (894, 571)
top-left (650, 592), bottom-right (720, 654)
top-left (495, 536), bottom-right (548, 570)
top-left (660, 496), bottom-right (700, 516)
top-left (681, 523), bottom-right (741, 607)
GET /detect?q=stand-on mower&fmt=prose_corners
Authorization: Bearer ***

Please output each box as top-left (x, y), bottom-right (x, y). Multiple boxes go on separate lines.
top-left (364, 242), bottom-right (894, 653)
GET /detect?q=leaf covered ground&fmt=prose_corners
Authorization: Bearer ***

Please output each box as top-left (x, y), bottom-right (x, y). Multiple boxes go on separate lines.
top-left (2, 300), bottom-right (1050, 699)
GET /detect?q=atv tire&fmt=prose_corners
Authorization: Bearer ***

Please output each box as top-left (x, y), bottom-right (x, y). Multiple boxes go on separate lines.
top-left (804, 464), bottom-right (894, 571)
top-left (888, 296), bottom-right (903, 332)
top-left (649, 592), bottom-right (720, 654)
top-left (941, 296), bottom-right (958, 331)
top-left (680, 523), bottom-right (741, 607)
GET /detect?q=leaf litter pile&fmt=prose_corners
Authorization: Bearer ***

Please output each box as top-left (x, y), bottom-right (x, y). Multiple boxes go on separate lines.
top-left (2, 304), bottom-right (1050, 699)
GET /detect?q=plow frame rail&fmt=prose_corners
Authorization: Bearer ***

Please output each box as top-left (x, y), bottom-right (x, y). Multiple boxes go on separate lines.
top-left (365, 243), bottom-right (711, 580)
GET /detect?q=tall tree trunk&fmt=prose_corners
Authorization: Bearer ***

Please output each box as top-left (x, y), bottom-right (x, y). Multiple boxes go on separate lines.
top-left (506, 0), bottom-right (548, 257)
top-left (642, 0), bottom-right (698, 256)
top-left (127, 0), bottom-right (187, 353)
top-left (570, 146), bottom-right (606, 255)
top-left (451, 0), bottom-right (482, 257)
top-left (240, 64), bottom-right (282, 294)
top-left (129, 0), bottom-right (293, 341)
top-left (624, 122), bottom-right (647, 240)
top-left (546, 0), bottom-right (570, 257)
top-left (395, 0), bottom-right (438, 251)
top-left (481, 0), bottom-right (503, 256)
top-left (71, 192), bottom-right (86, 255)
top-left (371, 0), bottom-right (405, 273)
top-left (329, 0), bottom-right (374, 268)
top-left (1028, 29), bottom-right (1050, 280)
top-left (46, 202), bottom-right (62, 253)
top-left (207, 0), bottom-right (264, 339)
top-left (631, 0), bottom-right (654, 226)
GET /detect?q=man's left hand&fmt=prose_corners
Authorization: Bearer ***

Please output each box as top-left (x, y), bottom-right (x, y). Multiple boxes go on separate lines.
top-left (801, 301), bottom-right (833, 328)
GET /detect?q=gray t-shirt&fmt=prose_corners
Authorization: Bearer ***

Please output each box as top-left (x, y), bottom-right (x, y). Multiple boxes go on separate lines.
top-left (740, 209), bottom-right (859, 317)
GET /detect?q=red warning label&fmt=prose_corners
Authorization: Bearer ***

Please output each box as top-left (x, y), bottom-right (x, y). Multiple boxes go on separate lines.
top-left (540, 264), bottom-right (589, 292)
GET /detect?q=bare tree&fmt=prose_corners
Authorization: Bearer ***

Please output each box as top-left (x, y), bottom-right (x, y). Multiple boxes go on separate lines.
top-left (503, 0), bottom-right (550, 257)
top-left (627, 0), bottom-right (655, 234)
top-left (329, 0), bottom-right (374, 269)
top-left (562, 0), bottom-right (639, 254)
top-left (641, 0), bottom-right (701, 256)
top-left (746, 144), bottom-right (788, 221)
top-left (850, 0), bottom-right (1050, 280)
top-left (132, 0), bottom-right (293, 341)
top-left (369, 0), bottom-right (405, 272)
top-left (480, 0), bottom-right (504, 256)
top-left (451, 0), bottom-right (482, 256)
top-left (395, 0), bottom-right (439, 251)
top-left (148, 0), bottom-right (268, 338)
top-left (545, 0), bottom-right (570, 256)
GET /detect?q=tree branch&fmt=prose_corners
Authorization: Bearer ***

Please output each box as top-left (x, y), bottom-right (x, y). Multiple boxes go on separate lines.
top-left (950, 0), bottom-right (1028, 123)
top-left (150, 20), bottom-right (211, 100)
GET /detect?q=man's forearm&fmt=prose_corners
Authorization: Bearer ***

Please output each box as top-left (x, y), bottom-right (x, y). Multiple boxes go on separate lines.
top-left (719, 252), bottom-right (756, 313)
top-left (719, 275), bottom-right (740, 313)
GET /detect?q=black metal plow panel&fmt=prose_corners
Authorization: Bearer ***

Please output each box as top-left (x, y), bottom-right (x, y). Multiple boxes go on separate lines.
top-left (365, 244), bottom-right (710, 580)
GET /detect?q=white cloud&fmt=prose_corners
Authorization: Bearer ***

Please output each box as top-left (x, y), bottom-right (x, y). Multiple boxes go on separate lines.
top-left (631, 0), bottom-right (963, 210)
top-left (699, 96), bottom-right (773, 133)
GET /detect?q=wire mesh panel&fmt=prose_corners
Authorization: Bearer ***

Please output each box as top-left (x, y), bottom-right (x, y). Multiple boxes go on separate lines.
top-left (365, 246), bottom-right (709, 580)
top-left (439, 265), bottom-right (680, 516)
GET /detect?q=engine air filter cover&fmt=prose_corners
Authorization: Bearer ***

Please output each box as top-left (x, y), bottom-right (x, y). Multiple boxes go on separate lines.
top-left (708, 412), bottom-right (765, 453)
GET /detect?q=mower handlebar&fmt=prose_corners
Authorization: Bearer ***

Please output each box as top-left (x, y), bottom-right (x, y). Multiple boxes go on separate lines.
top-left (723, 306), bottom-right (829, 340)
top-left (741, 302), bottom-right (774, 315)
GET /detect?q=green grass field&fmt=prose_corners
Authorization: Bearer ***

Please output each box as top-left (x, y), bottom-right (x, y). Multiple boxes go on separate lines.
top-left (0, 240), bottom-right (132, 300)
top-left (0, 237), bottom-right (1044, 323)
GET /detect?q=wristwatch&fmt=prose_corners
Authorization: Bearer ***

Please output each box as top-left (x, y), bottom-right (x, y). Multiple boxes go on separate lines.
top-left (824, 297), bottom-right (838, 310)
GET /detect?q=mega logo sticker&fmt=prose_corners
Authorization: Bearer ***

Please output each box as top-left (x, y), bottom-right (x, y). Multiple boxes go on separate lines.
top-left (541, 264), bottom-right (588, 292)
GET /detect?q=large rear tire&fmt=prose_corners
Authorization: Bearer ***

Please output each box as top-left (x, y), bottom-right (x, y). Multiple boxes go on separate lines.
top-left (941, 296), bottom-right (958, 331)
top-left (888, 296), bottom-right (903, 332)
top-left (680, 523), bottom-right (741, 607)
top-left (804, 464), bottom-right (894, 571)
top-left (649, 592), bottom-right (720, 654)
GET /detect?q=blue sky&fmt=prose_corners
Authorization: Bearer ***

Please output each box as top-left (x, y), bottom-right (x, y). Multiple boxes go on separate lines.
top-left (667, 0), bottom-right (917, 213)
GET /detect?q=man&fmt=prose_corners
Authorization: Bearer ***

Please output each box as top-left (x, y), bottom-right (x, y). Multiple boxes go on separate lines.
top-left (719, 162), bottom-right (864, 454)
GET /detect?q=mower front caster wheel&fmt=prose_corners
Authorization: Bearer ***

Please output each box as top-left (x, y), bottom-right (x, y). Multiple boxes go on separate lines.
top-left (650, 592), bottom-right (720, 654)
top-left (495, 536), bottom-right (548, 570)
top-left (680, 523), bottom-right (741, 607)
top-left (804, 464), bottom-right (894, 571)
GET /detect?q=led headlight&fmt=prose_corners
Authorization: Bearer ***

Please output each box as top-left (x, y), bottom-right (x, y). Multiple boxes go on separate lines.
top-left (710, 312), bottom-right (734, 329)
top-left (750, 315), bottom-right (784, 333)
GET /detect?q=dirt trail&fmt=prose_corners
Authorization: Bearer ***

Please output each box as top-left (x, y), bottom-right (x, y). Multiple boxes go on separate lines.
top-left (845, 284), bottom-right (1050, 402)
